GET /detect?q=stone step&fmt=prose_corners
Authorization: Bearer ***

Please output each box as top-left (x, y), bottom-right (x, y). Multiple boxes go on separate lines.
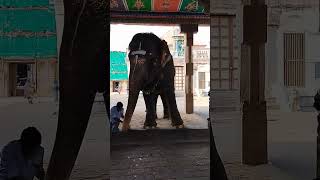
top-left (210, 90), bottom-right (240, 113)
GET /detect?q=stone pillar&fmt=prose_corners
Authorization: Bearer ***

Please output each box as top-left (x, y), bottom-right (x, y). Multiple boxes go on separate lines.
top-left (180, 24), bottom-right (198, 114)
top-left (241, 0), bottom-right (268, 165)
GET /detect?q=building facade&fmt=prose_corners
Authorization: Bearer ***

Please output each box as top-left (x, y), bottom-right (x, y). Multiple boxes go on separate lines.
top-left (266, 0), bottom-right (320, 111)
top-left (110, 51), bottom-right (128, 94)
top-left (0, 0), bottom-right (58, 97)
top-left (162, 27), bottom-right (210, 97)
top-left (213, 0), bottom-right (320, 111)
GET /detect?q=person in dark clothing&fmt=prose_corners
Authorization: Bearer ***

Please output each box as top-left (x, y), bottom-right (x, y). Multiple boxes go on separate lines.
top-left (0, 127), bottom-right (45, 180)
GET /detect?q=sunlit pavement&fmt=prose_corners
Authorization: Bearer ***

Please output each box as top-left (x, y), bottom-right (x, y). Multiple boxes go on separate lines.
top-left (109, 93), bottom-right (209, 130)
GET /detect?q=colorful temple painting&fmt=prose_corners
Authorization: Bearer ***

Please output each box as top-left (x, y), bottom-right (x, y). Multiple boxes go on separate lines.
top-left (110, 0), bottom-right (205, 13)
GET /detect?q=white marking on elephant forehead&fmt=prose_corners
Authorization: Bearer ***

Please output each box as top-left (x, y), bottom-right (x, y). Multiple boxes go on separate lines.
top-left (131, 50), bottom-right (146, 56)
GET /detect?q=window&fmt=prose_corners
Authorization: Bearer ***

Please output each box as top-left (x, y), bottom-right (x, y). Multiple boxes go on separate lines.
top-left (198, 72), bottom-right (206, 89)
top-left (174, 66), bottom-right (184, 91)
top-left (174, 39), bottom-right (184, 57)
top-left (113, 81), bottom-right (120, 92)
top-left (316, 63), bottom-right (320, 79)
top-left (284, 33), bottom-right (305, 87)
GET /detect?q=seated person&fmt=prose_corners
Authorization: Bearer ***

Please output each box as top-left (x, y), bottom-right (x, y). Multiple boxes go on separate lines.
top-left (0, 127), bottom-right (45, 180)
top-left (110, 102), bottom-right (125, 133)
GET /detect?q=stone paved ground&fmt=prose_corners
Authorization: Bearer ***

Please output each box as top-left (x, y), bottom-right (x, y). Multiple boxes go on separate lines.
top-left (2, 92), bottom-right (314, 179)
top-left (110, 129), bottom-right (210, 180)
top-left (0, 94), bottom-right (209, 180)
top-left (109, 94), bottom-right (210, 180)
top-left (212, 91), bottom-right (317, 180)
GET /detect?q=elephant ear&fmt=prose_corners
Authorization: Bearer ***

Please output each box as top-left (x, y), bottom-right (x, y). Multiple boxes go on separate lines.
top-left (160, 40), bottom-right (172, 68)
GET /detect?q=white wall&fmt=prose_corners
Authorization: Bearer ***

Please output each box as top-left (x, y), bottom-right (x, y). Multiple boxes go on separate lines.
top-left (305, 33), bottom-right (320, 95)
top-left (279, 8), bottom-right (320, 96)
top-left (265, 7), bottom-right (320, 110)
top-left (194, 65), bottom-right (210, 96)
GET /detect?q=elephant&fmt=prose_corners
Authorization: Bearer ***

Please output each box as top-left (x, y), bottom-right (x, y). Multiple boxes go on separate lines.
top-left (121, 33), bottom-right (184, 131)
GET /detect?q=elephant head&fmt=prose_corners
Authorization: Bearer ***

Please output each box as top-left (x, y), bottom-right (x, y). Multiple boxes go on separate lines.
top-left (122, 33), bottom-right (167, 131)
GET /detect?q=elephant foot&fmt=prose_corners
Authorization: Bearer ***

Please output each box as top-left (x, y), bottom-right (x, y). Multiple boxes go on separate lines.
top-left (171, 120), bottom-right (184, 128)
top-left (143, 121), bottom-right (157, 129)
top-left (175, 124), bottom-right (185, 129)
top-left (122, 124), bottom-right (131, 132)
top-left (143, 125), bottom-right (158, 129)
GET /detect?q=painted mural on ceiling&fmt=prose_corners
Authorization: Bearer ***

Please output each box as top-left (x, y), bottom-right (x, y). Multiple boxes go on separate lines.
top-left (110, 0), bottom-right (204, 13)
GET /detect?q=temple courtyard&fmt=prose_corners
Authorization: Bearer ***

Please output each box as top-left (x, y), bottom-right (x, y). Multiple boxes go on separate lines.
top-left (0, 93), bottom-right (318, 179)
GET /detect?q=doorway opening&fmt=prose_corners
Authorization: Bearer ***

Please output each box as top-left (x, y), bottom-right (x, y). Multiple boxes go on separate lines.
top-left (8, 62), bottom-right (34, 97)
top-left (112, 81), bottom-right (120, 92)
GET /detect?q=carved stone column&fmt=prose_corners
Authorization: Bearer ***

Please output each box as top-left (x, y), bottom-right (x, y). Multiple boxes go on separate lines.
top-left (241, 0), bottom-right (268, 165)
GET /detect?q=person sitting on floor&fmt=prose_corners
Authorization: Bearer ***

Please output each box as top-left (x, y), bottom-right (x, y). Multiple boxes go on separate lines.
top-left (110, 102), bottom-right (125, 133)
top-left (0, 127), bottom-right (45, 180)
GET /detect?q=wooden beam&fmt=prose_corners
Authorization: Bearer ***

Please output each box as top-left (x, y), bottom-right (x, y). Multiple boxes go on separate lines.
top-left (180, 24), bottom-right (198, 114)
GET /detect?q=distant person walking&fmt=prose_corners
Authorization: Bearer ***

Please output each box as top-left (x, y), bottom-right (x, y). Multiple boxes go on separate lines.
top-left (52, 80), bottom-right (59, 115)
top-left (53, 80), bottom-right (59, 103)
top-left (24, 80), bottom-right (35, 104)
top-left (116, 84), bottom-right (121, 94)
top-left (110, 102), bottom-right (125, 133)
top-left (0, 127), bottom-right (45, 180)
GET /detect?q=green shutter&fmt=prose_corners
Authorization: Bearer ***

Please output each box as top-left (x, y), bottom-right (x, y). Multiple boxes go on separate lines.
top-left (0, 9), bottom-right (56, 32)
top-left (0, 0), bottom-right (50, 7)
top-left (0, 0), bottom-right (57, 59)
top-left (0, 36), bottom-right (57, 58)
top-left (110, 51), bottom-right (128, 80)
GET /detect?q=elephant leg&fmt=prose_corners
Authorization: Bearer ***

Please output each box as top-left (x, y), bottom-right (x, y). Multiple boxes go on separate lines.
top-left (154, 94), bottom-right (159, 119)
top-left (160, 91), bottom-right (169, 119)
top-left (46, 71), bottom-right (97, 179)
top-left (143, 93), bottom-right (157, 128)
top-left (163, 89), bottom-right (183, 127)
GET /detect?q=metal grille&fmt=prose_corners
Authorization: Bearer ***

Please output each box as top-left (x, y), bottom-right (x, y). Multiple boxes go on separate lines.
top-left (174, 66), bottom-right (184, 91)
top-left (284, 33), bottom-right (305, 87)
